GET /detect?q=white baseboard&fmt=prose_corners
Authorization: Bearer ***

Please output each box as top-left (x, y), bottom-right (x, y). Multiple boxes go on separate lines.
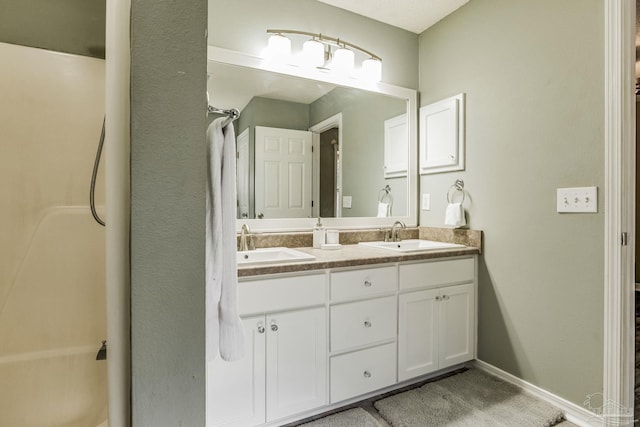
top-left (471, 360), bottom-right (603, 427)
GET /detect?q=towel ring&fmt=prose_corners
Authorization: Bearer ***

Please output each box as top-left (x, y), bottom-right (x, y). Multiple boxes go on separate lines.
top-left (446, 179), bottom-right (466, 204)
top-left (378, 185), bottom-right (393, 204)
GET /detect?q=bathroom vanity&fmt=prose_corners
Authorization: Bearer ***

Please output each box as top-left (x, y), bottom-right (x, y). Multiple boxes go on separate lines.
top-left (207, 243), bottom-right (479, 427)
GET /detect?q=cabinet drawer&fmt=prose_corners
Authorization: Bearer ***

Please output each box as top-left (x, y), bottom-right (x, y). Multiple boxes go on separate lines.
top-left (330, 343), bottom-right (396, 403)
top-left (399, 257), bottom-right (474, 290)
top-left (238, 274), bottom-right (325, 315)
top-left (330, 296), bottom-right (396, 352)
top-left (330, 266), bottom-right (396, 300)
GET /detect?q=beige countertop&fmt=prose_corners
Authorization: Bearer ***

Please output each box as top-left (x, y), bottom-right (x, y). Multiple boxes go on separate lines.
top-left (237, 243), bottom-right (480, 277)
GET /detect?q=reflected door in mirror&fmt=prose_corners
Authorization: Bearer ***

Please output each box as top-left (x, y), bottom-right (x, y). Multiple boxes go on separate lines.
top-left (255, 126), bottom-right (313, 219)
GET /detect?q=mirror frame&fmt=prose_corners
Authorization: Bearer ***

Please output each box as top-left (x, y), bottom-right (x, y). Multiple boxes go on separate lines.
top-left (207, 46), bottom-right (418, 232)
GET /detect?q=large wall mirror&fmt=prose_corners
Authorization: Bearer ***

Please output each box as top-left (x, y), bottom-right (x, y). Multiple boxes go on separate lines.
top-left (207, 47), bottom-right (417, 231)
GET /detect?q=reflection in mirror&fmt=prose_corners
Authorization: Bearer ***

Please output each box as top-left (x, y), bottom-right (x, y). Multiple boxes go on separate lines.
top-left (207, 47), bottom-right (417, 231)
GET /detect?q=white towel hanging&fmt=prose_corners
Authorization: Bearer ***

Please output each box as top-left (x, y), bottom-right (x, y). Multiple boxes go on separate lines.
top-left (205, 118), bottom-right (245, 362)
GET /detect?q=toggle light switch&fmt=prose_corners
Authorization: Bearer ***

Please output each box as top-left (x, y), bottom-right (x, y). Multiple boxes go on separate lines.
top-left (556, 187), bottom-right (597, 213)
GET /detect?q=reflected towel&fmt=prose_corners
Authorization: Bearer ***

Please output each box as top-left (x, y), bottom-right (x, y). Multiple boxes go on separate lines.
top-left (206, 118), bottom-right (245, 362)
top-left (444, 202), bottom-right (466, 228)
top-left (377, 202), bottom-right (389, 217)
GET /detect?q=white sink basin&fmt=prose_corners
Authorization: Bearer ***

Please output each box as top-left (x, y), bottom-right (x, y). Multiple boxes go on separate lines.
top-left (358, 239), bottom-right (466, 253)
top-left (237, 247), bottom-right (316, 266)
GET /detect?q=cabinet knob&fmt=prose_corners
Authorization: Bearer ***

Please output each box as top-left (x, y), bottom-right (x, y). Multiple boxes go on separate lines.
top-left (363, 371), bottom-right (372, 378)
top-left (435, 296), bottom-right (442, 301)
top-left (270, 323), bottom-right (278, 332)
top-left (364, 320), bottom-right (372, 328)
top-left (364, 280), bottom-right (372, 287)
top-left (257, 324), bottom-right (265, 334)
top-left (443, 295), bottom-right (450, 300)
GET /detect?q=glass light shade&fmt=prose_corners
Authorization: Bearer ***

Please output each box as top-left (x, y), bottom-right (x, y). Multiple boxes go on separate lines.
top-left (362, 58), bottom-right (382, 82)
top-left (267, 34), bottom-right (291, 63)
top-left (331, 47), bottom-right (355, 75)
top-left (302, 39), bottom-right (325, 68)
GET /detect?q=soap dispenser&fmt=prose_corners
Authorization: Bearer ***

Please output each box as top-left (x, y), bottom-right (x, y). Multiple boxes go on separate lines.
top-left (313, 218), bottom-right (325, 249)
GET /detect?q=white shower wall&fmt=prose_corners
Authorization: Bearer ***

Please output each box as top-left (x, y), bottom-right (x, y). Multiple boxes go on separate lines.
top-left (0, 42), bottom-right (107, 427)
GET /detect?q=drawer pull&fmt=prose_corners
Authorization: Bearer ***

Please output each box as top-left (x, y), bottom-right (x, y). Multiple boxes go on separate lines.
top-left (363, 320), bottom-right (372, 328)
top-left (363, 370), bottom-right (372, 378)
top-left (257, 324), bottom-right (265, 334)
top-left (364, 280), bottom-right (372, 287)
top-left (270, 322), bottom-right (278, 332)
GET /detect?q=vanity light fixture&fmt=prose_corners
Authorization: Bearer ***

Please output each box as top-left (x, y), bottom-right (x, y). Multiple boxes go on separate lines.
top-left (266, 29), bottom-right (382, 82)
top-left (266, 33), bottom-right (292, 63)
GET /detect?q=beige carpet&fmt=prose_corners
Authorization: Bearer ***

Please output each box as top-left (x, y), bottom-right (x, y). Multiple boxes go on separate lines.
top-left (374, 369), bottom-right (564, 427)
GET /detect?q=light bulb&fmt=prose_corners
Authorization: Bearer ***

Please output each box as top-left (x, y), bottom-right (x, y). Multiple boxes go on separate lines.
top-left (331, 47), bottom-right (354, 75)
top-left (267, 34), bottom-right (291, 63)
top-left (302, 39), bottom-right (325, 68)
top-left (362, 58), bottom-right (382, 82)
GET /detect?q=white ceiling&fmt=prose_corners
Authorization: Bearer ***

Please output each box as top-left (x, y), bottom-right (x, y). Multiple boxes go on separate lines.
top-left (317, 0), bottom-right (471, 34)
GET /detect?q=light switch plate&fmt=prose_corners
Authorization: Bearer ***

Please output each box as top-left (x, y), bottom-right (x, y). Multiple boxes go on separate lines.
top-left (556, 187), bottom-right (597, 213)
top-left (422, 193), bottom-right (431, 210)
top-left (343, 196), bottom-right (352, 209)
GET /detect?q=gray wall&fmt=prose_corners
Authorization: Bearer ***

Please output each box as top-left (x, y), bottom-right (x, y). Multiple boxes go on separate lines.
top-left (207, 0), bottom-right (419, 89)
top-left (130, 0), bottom-right (207, 424)
top-left (0, 0), bottom-right (105, 58)
top-left (418, 0), bottom-right (604, 405)
top-left (310, 87), bottom-right (407, 217)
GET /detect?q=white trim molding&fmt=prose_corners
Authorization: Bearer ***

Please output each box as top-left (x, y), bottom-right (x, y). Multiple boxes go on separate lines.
top-left (472, 360), bottom-right (602, 427)
top-left (105, 0), bottom-right (132, 425)
top-left (603, 1), bottom-right (636, 426)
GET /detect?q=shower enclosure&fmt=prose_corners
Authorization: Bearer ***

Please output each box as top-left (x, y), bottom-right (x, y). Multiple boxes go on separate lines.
top-left (0, 42), bottom-right (108, 427)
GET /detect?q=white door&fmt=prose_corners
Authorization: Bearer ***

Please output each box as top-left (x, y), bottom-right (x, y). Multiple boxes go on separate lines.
top-left (255, 126), bottom-right (313, 219)
top-left (236, 128), bottom-right (250, 219)
top-left (265, 308), bottom-right (327, 422)
top-left (398, 289), bottom-right (439, 381)
top-left (206, 316), bottom-right (266, 427)
top-left (439, 283), bottom-right (475, 369)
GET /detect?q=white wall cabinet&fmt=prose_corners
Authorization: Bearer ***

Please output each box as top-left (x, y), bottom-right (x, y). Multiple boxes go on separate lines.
top-left (398, 283), bottom-right (475, 381)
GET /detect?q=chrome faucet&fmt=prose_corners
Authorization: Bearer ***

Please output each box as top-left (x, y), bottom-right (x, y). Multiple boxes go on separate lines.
top-left (238, 223), bottom-right (254, 251)
top-left (390, 220), bottom-right (406, 242)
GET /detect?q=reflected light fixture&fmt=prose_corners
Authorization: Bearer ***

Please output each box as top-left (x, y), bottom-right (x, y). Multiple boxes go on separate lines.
top-left (266, 29), bottom-right (382, 82)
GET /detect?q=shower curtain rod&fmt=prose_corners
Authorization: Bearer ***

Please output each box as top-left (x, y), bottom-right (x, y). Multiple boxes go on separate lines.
top-left (208, 105), bottom-right (240, 128)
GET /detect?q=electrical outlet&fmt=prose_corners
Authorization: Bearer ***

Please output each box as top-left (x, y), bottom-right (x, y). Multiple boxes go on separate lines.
top-left (422, 193), bottom-right (431, 210)
top-left (556, 187), bottom-right (597, 213)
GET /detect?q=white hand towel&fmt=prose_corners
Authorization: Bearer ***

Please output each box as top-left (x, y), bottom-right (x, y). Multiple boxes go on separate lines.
top-left (206, 118), bottom-right (245, 362)
top-left (377, 202), bottom-right (389, 218)
top-left (444, 202), bottom-right (466, 228)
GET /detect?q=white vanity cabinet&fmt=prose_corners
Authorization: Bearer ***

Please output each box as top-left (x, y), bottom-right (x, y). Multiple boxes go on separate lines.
top-left (207, 274), bottom-right (327, 427)
top-left (207, 255), bottom-right (478, 427)
top-left (397, 257), bottom-right (476, 381)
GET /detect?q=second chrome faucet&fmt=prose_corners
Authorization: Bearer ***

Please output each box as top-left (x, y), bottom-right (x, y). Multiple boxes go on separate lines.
top-left (385, 220), bottom-right (406, 242)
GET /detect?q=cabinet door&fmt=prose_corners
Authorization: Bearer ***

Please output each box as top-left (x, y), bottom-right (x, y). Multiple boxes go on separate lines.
top-left (266, 308), bottom-right (327, 422)
top-left (206, 316), bottom-right (266, 427)
top-left (439, 283), bottom-right (475, 369)
top-left (398, 289), bottom-right (439, 381)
